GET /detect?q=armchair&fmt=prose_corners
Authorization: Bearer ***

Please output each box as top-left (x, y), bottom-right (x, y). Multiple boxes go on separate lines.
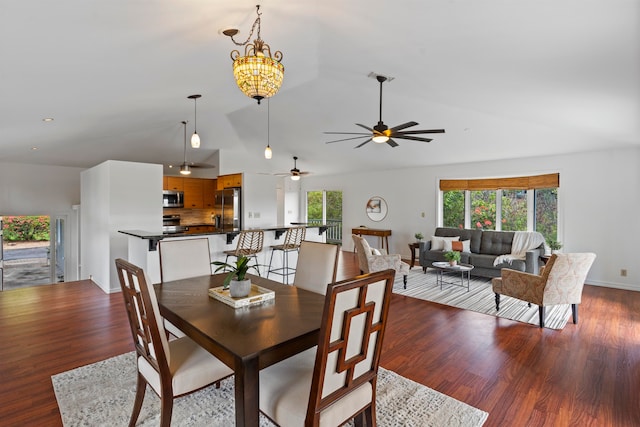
top-left (491, 253), bottom-right (596, 328)
top-left (352, 234), bottom-right (409, 288)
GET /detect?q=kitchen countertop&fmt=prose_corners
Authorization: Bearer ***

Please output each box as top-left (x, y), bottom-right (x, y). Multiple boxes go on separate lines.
top-left (119, 223), bottom-right (333, 250)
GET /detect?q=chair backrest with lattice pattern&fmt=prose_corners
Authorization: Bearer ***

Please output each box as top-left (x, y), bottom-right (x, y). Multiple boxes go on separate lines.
top-left (233, 230), bottom-right (264, 256)
top-left (282, 226), bottom-right (306, 250)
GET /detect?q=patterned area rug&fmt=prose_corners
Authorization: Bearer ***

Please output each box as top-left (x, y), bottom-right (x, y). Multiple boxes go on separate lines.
top-left (395, 268), bottom-right (571, 329)
top-left (52, 352), bottom-right (488, 427)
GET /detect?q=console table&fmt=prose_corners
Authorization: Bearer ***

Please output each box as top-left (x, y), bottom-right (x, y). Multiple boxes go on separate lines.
top-left (352, 227), bottom-right (392, 251)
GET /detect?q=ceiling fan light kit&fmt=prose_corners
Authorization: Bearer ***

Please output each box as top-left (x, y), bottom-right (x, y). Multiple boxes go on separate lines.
top-left (223, 5), bottom-right (284, 104)
top-left (188, 94), bottom-right (201, 148)
top-left (325, 73), bottom-right (445, 148)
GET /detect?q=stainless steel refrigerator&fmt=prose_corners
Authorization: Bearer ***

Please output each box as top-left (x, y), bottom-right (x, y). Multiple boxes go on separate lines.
top-left (214, 188), bottom-right (241, 230)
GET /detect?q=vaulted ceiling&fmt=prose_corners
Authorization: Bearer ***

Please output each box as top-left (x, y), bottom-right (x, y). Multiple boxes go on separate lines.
top-left (2, 0), bottom-right (638, 178)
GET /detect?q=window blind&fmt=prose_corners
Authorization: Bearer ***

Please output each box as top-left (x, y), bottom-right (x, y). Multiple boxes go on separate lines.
top-left (439, 173), bottom-right (559, 191)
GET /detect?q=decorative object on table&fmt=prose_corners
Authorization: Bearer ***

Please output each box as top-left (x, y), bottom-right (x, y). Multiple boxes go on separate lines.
top-left (208, 284), bottom-right (275, 308)
top-left (546, 238), bottom-right (563, 254)
top-left (415, 232), bottom-right (424, 242)
top-left (324, 73), bottom-right (445, 148)
top-left (444, 250), bottom-right (461, 266)
top-left (212, 255), bottom-right (261, 298)
top-left (366, 196), bottom-right (388, 222)
top-left (222, 5), bottom-right (284, 104)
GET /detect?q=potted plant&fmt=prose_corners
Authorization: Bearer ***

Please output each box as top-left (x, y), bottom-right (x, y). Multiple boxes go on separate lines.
top-left (444, 250), bottom-right (461, 266)
top-left (547, 238), bottom-right (563, 254)
top-left (414, 232), bottom-right (424, 242)
top-left (211, 255), bottom-right (260, 298)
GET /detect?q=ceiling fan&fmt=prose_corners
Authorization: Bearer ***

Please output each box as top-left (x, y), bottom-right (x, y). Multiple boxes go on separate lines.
top-left (273, 156), bottom-right (310, 180)
top-left (325, 73), bottom-right (445, 148)
top-left (174, 121), bottom-right (215, 175)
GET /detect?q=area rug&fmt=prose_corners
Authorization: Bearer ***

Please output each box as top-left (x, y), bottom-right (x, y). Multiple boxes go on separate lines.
top-left (395, 268), bottom-right (572, 330)
top-left (52, 352), bottom-right (488, 427)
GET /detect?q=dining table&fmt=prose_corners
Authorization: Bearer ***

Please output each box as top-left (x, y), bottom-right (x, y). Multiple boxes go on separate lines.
top-left (155, 273), bottom-right (326, 427)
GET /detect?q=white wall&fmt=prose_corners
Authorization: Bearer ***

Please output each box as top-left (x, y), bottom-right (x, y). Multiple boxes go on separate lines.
top-left (300, 147), bottom-right (640, 291)
top-left (81, 160), bottom-right (162, 293)
top-left (0, 161), bottom-right (83, 281)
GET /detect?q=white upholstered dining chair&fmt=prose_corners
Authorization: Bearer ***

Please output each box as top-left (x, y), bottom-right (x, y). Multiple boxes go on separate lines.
top-left (115, 258), bottom-right (233, 427)
top-left (292, 241), bottom-right (340, 295)
top-left (259, 269), bottom-right (395, 427)
top-left (158, 238), bottom-right (212, 337)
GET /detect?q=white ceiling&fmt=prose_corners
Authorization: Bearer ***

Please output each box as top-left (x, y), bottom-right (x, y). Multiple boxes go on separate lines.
top-left (2, 0), bottom-right (638, 177)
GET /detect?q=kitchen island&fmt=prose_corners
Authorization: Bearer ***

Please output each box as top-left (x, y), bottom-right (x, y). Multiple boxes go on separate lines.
top-left (119, 224), bottom-right (332, 284)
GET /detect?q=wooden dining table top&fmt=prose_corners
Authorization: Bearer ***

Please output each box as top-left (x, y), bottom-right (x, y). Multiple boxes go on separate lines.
top-left (154, 273), bottom-right (326, 426)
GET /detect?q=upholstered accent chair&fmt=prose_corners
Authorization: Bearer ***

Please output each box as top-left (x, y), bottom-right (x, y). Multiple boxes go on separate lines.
top-left (259, 269), bottom-right (395, 427)
top-left (352, 234), bottom-right (409, 288)
top-left (223, 230), bottom-right (264, 275)
top-left (491, 252), bottom-right (596, 328)
top-left (292, 241), bottom-right (340, 295)
top-left (115, 259), bottom-right (233, 427)
top-left (158, 238), bottom-right (212, 338)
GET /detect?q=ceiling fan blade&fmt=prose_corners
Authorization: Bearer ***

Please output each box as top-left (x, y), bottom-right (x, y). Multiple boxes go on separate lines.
top-left (386, 138), bottom-right (399, 148)
top-left (355, 138), bottom-right (372, 148)
top-left (326, 135), bottom-right (373, 144)
top-left (299, 171), bottom-right (311, 176)
top-left (396, 129), bottom-right (446, 135)
top-left (390, 121), bottom-right (418, 132)
top-left (324, 131), bottom-right (371, 135)
top-left (395, 135), bottom-right (433, 142)
top-left (355, 123), bottom-right (374, 132)
top-left (189, 162), bottom-right (215, 168)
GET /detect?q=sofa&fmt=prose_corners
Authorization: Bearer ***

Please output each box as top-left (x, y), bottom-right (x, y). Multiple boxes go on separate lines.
top-left (418, 227), bottom-right (546, 278)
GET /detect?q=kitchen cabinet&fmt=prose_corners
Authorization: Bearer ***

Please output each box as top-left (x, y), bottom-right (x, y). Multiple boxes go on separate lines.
top-left (165, 176), bottom-right (184, 191)
top-left (216, 173), bottom-right (242, 190)
top-left (203, 179), bottom-right (217, 208)
top-left (183, 178), bottom-right (204, 209)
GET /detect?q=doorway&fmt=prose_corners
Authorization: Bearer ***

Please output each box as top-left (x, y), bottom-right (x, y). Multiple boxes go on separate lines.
top-left (1, 215), bottom-right (65, 291)
top-left (306, 190), bottom-right (343, 244)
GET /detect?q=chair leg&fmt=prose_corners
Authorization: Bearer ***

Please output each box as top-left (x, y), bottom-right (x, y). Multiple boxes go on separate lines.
top-left (252, 254), bottom-right (261, 276)
top-left (403, 274), bottom-right (407, 289)
top-left (224, 254), bottom-right (231, 272)
top-left (159, 389), bottom-right (173, 427)
top-left (129, 373), bottom-right (147, 427)
top-left (494, 293), bottom-right (500, 311)
top-left (267, 249), bottom-right (276, 279)
top-left (572, 303), bottom-right (578, 324)
top-left (538, 306), bottom-right (546, 328)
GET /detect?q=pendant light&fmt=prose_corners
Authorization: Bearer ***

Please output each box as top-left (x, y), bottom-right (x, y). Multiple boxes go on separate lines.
top-left (188, 94), bottom-right (201, 148)
top-left (179, 121), bottom-right (192, 175)
top-left (264, 98), bottom-right (272, 159)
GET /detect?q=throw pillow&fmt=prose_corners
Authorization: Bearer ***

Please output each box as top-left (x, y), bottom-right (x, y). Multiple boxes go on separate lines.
top-left (371, 248), bottom-right (382, 256)
top-left (438, 236), bottom-right (461, 251)
top-left (451, 241), bottom-right (463, 251)
top-left (450, 240), bottom-right (471, 253)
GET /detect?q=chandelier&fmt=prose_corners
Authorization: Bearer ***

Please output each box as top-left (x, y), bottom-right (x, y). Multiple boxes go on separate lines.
top-left (223, 5), bottom-right (284, 104)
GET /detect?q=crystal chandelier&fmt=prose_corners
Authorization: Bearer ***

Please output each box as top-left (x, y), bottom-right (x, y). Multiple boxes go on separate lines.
top-left (223, 5), bottom-right (284, 104)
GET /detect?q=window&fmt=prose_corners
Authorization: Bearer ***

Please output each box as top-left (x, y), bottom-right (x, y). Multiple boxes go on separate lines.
top-left (306, 190), bottom-right (343, 244)
top-left (440, 173), bottom-right (559, 241)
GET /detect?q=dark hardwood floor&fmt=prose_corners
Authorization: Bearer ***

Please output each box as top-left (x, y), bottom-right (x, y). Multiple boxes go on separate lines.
top-left (1, 251), bottom-right (639, 426)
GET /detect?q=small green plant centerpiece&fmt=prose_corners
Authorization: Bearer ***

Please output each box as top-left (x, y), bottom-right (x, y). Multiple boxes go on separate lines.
top-left (414, 232), bottom-right (424, 242)
top-left (444, 250), bottom-right (461, 266)
top-left (546, 238), bottom-right (563, 254)
top-left (211, 255), bottom-right (260, 298)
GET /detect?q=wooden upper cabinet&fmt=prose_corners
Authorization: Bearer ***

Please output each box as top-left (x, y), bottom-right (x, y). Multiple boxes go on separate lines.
top-left (217, 173), bottom-right (243, 189)
top-left (183, 178), bottom-right (204, 209)
top-left (165, 176), bottom-right (184, 191)
top-left (203, 179), bottom-right (216, 208)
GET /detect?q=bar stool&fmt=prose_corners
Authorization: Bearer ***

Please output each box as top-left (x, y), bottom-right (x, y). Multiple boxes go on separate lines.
top-left (223, 230), bottom-right (264, 275)
top-left (267, 226), bottom-right (306, 284)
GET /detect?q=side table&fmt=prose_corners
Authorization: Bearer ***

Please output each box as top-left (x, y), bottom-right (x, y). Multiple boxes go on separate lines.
top-left (408, 242), bottom-right (420, 268)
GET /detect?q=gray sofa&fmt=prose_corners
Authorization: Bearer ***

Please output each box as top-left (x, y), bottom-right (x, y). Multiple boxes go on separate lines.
top-left (418, 227), bottom-right (545, 278)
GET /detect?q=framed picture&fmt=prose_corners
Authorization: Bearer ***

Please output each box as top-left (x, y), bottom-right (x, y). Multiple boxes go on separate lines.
top-left (366, 196), bottom-right (387, 222)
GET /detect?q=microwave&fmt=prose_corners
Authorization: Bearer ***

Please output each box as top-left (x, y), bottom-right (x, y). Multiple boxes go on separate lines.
top-left (163, 190), bottom-right (184, 208)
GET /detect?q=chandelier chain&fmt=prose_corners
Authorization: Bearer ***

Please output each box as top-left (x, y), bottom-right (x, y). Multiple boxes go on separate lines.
top-left (229, 5), bottom-right (263, 46)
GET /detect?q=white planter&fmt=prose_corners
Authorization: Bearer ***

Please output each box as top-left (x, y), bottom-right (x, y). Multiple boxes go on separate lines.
top-left (230, 279), bottom-right (251, 298)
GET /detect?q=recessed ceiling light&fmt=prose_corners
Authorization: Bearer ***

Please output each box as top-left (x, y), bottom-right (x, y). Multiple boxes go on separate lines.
top-left (42, 117), bottom-right (54, 122)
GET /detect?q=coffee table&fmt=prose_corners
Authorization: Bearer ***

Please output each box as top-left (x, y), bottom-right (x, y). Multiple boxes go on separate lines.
top-left (431, 262), bottom-right (474, 291)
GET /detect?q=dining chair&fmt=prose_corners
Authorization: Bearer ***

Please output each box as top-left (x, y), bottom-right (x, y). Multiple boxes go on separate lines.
top-left (259, 269), bottom-right (395, 427)
top-left (267, 226), bottom-right (306, 284)
top-left (292, 241), bottom-right (340, 295)
top-left (158, 238), bottom-right (212, 337)
top-left (115, 258), bottom-right (233, 427)
top-left (222, 230), bottom-right (264, 275)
